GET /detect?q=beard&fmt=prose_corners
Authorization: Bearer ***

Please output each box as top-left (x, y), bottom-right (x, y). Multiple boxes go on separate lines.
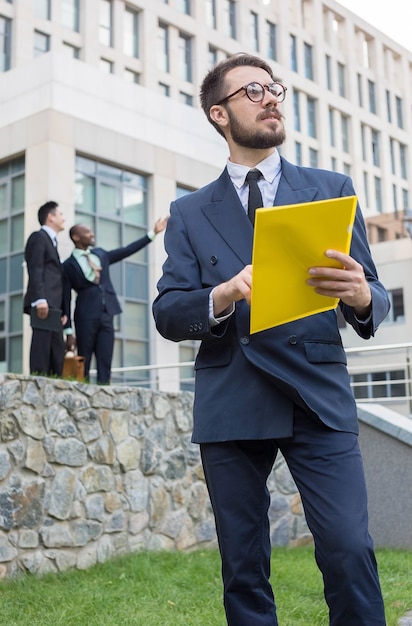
top-left (227, 106), bottom-right (286, 149)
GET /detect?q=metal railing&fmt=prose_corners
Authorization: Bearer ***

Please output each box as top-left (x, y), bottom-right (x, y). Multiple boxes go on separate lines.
top-left (92, 343), bottom-right (412, 418)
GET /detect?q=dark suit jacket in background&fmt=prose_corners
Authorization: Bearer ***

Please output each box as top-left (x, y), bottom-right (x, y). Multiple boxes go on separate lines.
top-left (62, 234), bottom-right (152, 327)
top-left (23, 228), bottom-right (64, 375)
top-left (23, 229), bottom-right (63, 314)
top-left (153, 158), bottom-right (390, 443)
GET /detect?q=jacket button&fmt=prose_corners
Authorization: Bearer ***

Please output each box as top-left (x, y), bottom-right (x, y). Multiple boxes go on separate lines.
top-left (289, 335), bottom-right (297, 345)
top-left (210, 256), bottom-right (218, 265)
top-left (240, 336), bottom-right (250, 345)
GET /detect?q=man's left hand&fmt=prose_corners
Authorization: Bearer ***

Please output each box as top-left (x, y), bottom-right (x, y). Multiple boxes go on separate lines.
top-left (307, 250), bottom-right (371, 318)
top-left (153, 216), bottom-right (169, 234)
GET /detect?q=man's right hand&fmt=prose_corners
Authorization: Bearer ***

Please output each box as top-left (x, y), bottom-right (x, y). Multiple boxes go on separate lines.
top-left (36, 303), bottom-right (49, 319)
top-left (212, 264), bottom-right (253, 316)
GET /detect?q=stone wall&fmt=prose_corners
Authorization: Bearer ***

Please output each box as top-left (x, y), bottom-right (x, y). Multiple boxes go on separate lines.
top-left (0, 374), bottom-right (310, 579)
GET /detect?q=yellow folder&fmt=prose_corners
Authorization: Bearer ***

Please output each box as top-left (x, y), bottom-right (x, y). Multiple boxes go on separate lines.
top-left (250, 196), bottom-right (357, 334)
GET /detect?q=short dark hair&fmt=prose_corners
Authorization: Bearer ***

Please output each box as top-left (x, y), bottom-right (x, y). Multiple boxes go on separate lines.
top-left (38, 201), bottom-right (58, 225)
top-left (200, 53), bottom-right (279, 137)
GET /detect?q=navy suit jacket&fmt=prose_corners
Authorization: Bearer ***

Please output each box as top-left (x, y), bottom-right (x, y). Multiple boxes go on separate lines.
top-left (153, 158), bottom-right (390, 443)
top-left (63, 235), bottom-right (152, 328)
top-left (23, 229), bottom-right (63, 314)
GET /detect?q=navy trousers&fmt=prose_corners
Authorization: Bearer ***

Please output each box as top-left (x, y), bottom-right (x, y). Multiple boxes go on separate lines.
top-left (75, 311), bottom-right (114, 384)
top-left (30, 327), bottom-right (65, 376)
top-left (200, 407), bottom-right (386, 626)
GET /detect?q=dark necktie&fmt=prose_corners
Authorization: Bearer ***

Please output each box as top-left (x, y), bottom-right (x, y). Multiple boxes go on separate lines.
top-left (246, 169), bottom-right (263, 225)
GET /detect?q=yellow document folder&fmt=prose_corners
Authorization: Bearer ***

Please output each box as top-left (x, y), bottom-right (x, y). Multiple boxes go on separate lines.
top-left (250, 196), bottom-right (357, 334)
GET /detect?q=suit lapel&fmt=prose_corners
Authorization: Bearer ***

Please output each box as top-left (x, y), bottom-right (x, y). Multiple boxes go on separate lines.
top-left (200, 170), bottom-right (253, 266)
top-left (274, 158), bottom-right (318, 206)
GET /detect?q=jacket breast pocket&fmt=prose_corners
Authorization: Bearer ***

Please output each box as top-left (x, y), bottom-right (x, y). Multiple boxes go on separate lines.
top-left (304, 341), bottom-right (347, 365)
top-left (194, 343), bottom-right (232, 370)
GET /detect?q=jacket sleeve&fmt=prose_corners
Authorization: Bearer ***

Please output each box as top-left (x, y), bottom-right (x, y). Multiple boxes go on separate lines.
top-left (338, 178), bottom-right (390, 338)
top-left (25, 232), bottom-right (48, 302)
top-left (105, 235), bottom-right (152, 265)
top-left (153, 201), bottom-right (218, 343)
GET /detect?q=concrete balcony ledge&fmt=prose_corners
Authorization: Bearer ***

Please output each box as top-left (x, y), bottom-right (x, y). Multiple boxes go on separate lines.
top-left (357, 402), bottom-right (412, 447)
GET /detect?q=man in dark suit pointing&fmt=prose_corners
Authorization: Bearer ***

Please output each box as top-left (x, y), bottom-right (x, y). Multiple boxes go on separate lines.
top-left (23, 201), bottom-right (66, 376)
top-left (153, 54), bottom-right (388, 625)
top-left (63, 217), bottom-right (167, 384)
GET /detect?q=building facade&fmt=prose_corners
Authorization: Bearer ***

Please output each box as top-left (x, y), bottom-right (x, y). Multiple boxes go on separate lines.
top-left (0, 0), bottom-right (411, 391)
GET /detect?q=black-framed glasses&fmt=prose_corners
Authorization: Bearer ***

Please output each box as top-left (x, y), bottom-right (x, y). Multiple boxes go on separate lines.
top-left (216, 81), bottom-right (287, 106)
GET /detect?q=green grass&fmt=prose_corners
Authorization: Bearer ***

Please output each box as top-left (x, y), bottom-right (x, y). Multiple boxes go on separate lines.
top-left (0, 547), bottom-right (410, 625)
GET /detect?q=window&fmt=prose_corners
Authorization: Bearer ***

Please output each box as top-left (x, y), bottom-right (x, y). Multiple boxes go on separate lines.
top-left (328, 108), bottom-right (335, 146)
top-left (337, 62), bottom-right (345, 97)
top-left (304, 43), bottom-right (313, 80)
top-left (392, 184), bottom-right (398, 215)
top-left (309, 148), bottom-right (318, 168)
top-left (206, 0), bottom-right (217, 29)
top-left (307, 96), bottom-right (317, 138)
top-left (384, 288), bottom-right (405, 324)
top-left (223, 0), bottom-right (236, 39)
top-left (0, 156), bottom-right (25, 374)
top-left (293, 89), bottom-right (300, 132)
top-left (341, 115), bottom-right (349, 153)
top-left (325, 55), bottom-right (332, 90)
top-left (290, 35), bottom-right (297, 72)
top-left (75, 156), bottom-right (150, 385)
top-left (179, 92), bottom-right (193, 106)
top-left (99, 0), bottom-right (112, 47)
top-left (386, 90), bottom-right (392, 123)
top-left (351, 370), bottom-right (406, 401)
top-left (178, 32), bottom-right (192, 82)
top-left (363, 171), bottom-right (369, 206)
top-left (390, 138), bottom-right (396, 175)
top-left (0, 16), bottom-right (11, 72)
top-left (100, 58), bottom-right (113, 73)
top-left (374, 176), bottom-right (382, 213)
top-left (402, 188), bottom-right (409, 210)
top-left (35, 0), bottom-right (51, 20)
top-left (371, 129), bottom-right (380, 167)
top-left (124, 7), bottom-right (139, 58)
top-left (295, 142), bottom-right (302, 166)
top-left (208, 45), bottom-right (218, 69)
top-left (400, 144), bottom-right (407, 180)
top-left (368, 80), bottom-right (376, 114)
top-left (266, 21), bottom-right (276, 61)
top-left (157, 22), bottom-right (169, 73)
top-left (34, 30), bottom-right (50, 57)
top-left (124, 69), bottom-right (139, 83)
top-left (159, 82), bottom-right (170, 97)
top-left (360, 124), bottom-right (367, 161)
top-left (62, 42), bottom-right (80, 58)
top-left (357, 73), bottom-right (363, 107)
top-left (177, 0), bottom-right (191, 14)
top-left (251, 12), bottom-right (259, 52)
top-left (62, 0), bottom-right (79, 32)
top-left (395, 96), bottom-right (403, 129)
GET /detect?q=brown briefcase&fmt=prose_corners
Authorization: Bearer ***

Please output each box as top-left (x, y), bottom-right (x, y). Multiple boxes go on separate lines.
top-left (63, 352), bottom-right (85, 381)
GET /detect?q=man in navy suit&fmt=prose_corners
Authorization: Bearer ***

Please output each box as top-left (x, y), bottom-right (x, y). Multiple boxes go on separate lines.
top-left (153, 54), bottom-right (389, 625)
top-left (63, 217), bottom-right (167, 384)
top-left (23, 201), bottom-right (67, 376)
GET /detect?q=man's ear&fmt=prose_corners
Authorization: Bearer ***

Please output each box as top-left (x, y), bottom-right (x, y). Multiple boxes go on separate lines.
top-left (210, 105), bottom-right (229, 131)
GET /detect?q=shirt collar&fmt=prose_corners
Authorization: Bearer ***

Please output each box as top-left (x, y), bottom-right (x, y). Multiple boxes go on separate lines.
top-left (72, 246), bottom-right (93, 258)
top-left (227, 150), bottom-right (281, 189)
top-left (41, 225), bottom-right (57, 243)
